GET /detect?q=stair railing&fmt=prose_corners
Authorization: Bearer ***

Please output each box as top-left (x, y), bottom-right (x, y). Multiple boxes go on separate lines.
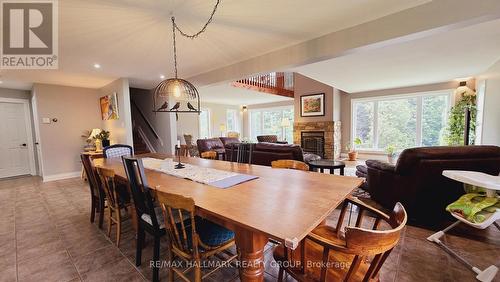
top-left (131, 99), bottom-right (163, 147)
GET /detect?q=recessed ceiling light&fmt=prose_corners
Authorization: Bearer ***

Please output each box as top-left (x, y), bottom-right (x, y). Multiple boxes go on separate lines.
top-left (160, 75), bottom-right (165, 80)
top-left (93, 63), bottom-right (101, 69)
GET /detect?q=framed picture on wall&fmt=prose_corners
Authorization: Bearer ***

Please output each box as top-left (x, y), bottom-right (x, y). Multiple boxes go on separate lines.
top-left (300, 93), bottom-right (325, 117)
top-left (100, 92), bottom-right (119, 120)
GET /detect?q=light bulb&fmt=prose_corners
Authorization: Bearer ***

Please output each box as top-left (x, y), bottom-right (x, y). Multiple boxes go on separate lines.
top-left (173, 83), bottom-right (181, 98)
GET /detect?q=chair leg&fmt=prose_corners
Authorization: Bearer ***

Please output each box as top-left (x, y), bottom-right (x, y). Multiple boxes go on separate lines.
top-left (98, 198), bottom-right (105, 229)
top-left (136, 225), bottom-right (144, 266)
top-left (167, 244), bottom-right (174, 282)
top-left (107, 208), bottom-right (113, 238)
top-left (277, 267), bottom-right (284, 282)
top-left (90, 199), bottom-right (96, 223)
top-left (194, 259), bottom-right (201, 282)
top-left (116, 209), bottom-right (121, 247)
top-left (152, 236), bottom-right (161, 282)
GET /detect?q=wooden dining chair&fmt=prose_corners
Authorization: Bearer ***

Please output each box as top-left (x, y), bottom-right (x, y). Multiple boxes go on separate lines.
top-left (80, 154), bottom-right (106, 228)
top-left (200, 151), bottom-right (217, 159)
top-left (96, 166), bottom-right (133, 247)
top-left (274, 198), bottom-right (407, 282)
top-left (122, 156), bottom-right (166, 282)
top-left (271, 160), bottom-right (309, 171)
top-left (156, 192), bottom-right (238, 282)
top-left (103, 144), bottom-right (133, 158)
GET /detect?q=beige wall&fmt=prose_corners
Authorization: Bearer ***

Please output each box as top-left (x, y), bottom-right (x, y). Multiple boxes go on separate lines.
top-left (340, 80), bottom-right (465, 153)
top-left (294, 73), bottom-right (334, 122)
top-left (32, 84), bottom-right (102, 179)
top-left (177, 102), bottom-right (242, 142)
top-left (100, 78), bottom-right (133, 146)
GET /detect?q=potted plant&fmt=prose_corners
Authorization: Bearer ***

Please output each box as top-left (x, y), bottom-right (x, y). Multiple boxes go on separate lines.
top-left (347, 137), bottom-right (362, 161)
top-left (385, 144), bottom-right (397, 164)
top-left (96, 130), bottom-right (111, 148)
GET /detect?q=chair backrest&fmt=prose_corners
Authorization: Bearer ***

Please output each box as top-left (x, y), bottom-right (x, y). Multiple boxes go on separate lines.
top-left (257, 135), bottom-right (278, 143)
top-left (200, 151), bottom-right (217, 159)
top-left (80, 153), bottom-right (100, 198)
top-left (96, 166), bottom-right (118, 208)
top-left (156, 192), bottom-right (199, 257)
top-left (271, 160), bottom-right (309, 171)
top-left (183, 134), bottom-right (193, 146)
top-left (122, 157), bottom-right (161, 231)
top-left (103, 144), bottom-right (133, 158)
top-left (196, 138), bottom-right (224, 153)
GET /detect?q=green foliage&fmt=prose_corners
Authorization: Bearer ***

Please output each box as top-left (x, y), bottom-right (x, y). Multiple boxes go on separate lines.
top-left (385, 144), bottom-right (396, 156)
top-left (96, 130), bottom-right (110, 141)
top-left (444, 93), bottom-right (476, 145)
top-left (353, 137), bottom-right (362, 146)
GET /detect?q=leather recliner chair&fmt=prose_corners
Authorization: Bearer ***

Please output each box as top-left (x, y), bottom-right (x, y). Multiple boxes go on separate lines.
top-left (366, 145), bottom-right (500, 226)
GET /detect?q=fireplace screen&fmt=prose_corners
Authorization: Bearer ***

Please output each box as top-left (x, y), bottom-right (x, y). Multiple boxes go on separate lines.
top-left (301, 131), bottom-right (325, 158)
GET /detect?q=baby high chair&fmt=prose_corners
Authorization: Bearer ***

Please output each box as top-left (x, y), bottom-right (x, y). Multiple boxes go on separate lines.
top-left (427, 170), bottom-right (500, 282)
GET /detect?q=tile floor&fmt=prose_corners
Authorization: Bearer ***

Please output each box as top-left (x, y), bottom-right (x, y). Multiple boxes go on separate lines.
top-left (0, 176), bottom-right (499, 282)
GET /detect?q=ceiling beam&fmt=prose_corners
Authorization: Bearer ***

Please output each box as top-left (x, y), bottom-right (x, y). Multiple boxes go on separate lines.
top-left (188, 0), bottom-right (500, 87)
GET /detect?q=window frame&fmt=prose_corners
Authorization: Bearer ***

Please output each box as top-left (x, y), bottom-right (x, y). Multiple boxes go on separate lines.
top-left (351, 90), bottom-right (453, 153)
top-left (226, 109), bottom-right (239, 133)
top-left (248, 105), bottom-right (294, 141)
top-left (198, 108), bottom-right (211, 139)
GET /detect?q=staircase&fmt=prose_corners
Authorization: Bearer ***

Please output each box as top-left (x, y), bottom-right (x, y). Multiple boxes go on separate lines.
top-left (133, 127), bottom-right (150, 154)
top-left (232, 72), bottom-right (294, 97)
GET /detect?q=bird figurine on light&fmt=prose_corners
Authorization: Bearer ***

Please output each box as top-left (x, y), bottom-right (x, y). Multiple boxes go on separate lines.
top-left (157, 101), bottom-right (168, 111)
top-left (187, 102), bottom-right (197, 111)
top-left (170, 102), bottom-right (180, 111)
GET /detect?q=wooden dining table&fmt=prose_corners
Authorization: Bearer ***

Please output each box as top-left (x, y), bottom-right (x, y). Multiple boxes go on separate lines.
top-left (93, 153), bottom-right (363, 282)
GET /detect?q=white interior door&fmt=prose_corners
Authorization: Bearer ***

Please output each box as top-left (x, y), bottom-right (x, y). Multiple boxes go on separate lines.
top-left (0, 102), bottom-right (32, 178)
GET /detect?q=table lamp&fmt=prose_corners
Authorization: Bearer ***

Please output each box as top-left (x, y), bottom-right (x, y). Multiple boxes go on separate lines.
top-left (280, 118), bottom-right (291, 141)
top-left (219, 124), bottom-right (226, 137)
top-left (88, 128), bottom-right (102, 151)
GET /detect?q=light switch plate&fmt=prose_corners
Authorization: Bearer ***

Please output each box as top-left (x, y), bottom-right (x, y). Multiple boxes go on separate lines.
top-left (42, 118), bottom-right (51, 124)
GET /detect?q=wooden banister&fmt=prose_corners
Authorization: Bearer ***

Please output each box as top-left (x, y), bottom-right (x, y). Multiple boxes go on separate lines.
top-left (232, 72), bottom-right (294, 98)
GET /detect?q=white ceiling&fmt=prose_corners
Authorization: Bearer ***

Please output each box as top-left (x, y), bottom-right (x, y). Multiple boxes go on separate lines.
top-left (198, 83), bottom-right (292, 105)
top-left (0, 0), bottom-right (429, 91)
top-left (292, 18), bottom-right (500, 93)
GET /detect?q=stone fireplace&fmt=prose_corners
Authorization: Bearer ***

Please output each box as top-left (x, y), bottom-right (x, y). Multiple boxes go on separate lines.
top-left (294, 121), bottom-right (341, 159)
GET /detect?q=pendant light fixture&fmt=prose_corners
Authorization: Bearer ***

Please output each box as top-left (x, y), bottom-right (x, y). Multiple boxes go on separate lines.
top-left (153, 0), bottom-right (220, 114)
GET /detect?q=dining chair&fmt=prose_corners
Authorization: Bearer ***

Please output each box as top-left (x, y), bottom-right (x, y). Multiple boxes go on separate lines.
top-left (122, 156), bottom-right (166, 282)
top-left (80, 153), bottom-right (106, 228)
top-left (200, 151), bottom-right (217, 159)
top-left (103, 144), bottom-right (133, 158)
top-left (271, 160), bottom-right (309, 171)
top-left (96, 166), bottom-right (133, 247)
top-left (156, 191), bottom-right (238, 282)
top-left (274, 198), bottom-right (407, 282)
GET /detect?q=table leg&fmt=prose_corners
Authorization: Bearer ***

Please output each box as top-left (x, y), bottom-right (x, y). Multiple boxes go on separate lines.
top-left (235, 227), bottom-right (268, 282)
top-left (340, 167), bottom-right (345, 175)
top-left (329, 168), bottom-right (334, 174)
top-left (320, 168), bottom-right (324, 173)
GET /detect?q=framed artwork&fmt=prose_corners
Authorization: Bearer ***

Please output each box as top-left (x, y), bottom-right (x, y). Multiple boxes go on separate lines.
top-left (300, 93), bottom-right (325, 117)
top-left (100, 92), bottom-right (119, 120)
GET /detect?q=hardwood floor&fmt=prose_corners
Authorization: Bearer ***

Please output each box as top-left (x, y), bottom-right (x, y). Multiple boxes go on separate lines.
top-left (0, 175), bottom-right (498, 282)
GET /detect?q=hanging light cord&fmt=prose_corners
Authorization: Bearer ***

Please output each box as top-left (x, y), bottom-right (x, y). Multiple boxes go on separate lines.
top-left (171, 0), bottom-right (220, 78)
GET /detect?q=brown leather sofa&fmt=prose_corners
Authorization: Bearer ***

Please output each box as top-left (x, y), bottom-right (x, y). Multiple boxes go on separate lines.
top-left (366, 145), bottom-right (500, 226)
top-left (251, 143), bottom-right (304, 166)
top-left (196, 138), bottom-right (226, 156)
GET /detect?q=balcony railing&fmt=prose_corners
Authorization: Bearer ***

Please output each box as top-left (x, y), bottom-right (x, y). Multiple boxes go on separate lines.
top-left (232, 72), bottom-right (294, 98)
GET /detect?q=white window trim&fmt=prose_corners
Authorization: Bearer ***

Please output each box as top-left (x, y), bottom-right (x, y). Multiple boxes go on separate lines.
top-left (198, 108), bottom-right (211, 138)
top-left (226, 109), bottom-right (239, 133)
top-left (249, 106), bottom-right (293, 141)
top-left (351, 89), bottom-right (453, 153)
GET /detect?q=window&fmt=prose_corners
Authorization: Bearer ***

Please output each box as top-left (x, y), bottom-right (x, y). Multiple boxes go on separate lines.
top-left (249, 106), bottom-right (294, 141)
top-left (352, 91), bottom-right (450, 151)
top-left (226, 109), bottom-right (238, 132)
top-left (199, 109), bottom-right (211, 138)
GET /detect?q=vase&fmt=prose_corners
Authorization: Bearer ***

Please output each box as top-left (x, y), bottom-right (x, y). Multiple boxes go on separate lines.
top-left (348, 151), bottom-right (358, 161)
top-left (102, 139), bottom-right (110, 148)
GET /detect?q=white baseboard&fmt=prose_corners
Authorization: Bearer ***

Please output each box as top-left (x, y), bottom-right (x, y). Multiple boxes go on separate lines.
top-left (42, 171), bottom-right (81, 182)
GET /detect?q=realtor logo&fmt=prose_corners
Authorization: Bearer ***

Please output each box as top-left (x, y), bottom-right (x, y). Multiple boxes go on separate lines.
top-left (1, 0), bottom-right (58, 69)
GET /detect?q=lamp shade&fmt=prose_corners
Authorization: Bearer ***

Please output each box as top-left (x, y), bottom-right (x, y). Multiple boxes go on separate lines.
top-left (88, 128), bottom-right (101, 140)
top-left (219, 124), bottom-right (226, 131)
top-left (281, 118), bottom-right (291, 127)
